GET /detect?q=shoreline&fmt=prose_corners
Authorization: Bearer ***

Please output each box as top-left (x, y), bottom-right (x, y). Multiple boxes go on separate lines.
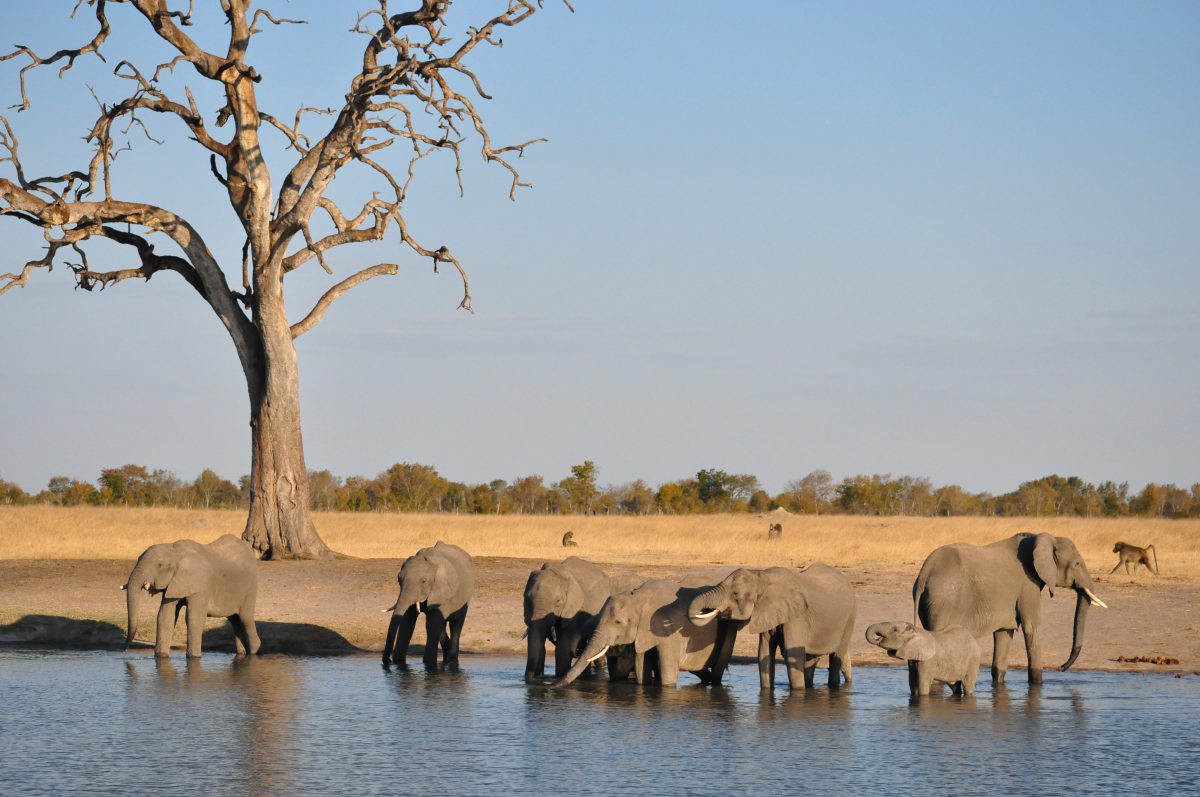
top-left (2, 556), bottom-right (1195, 675)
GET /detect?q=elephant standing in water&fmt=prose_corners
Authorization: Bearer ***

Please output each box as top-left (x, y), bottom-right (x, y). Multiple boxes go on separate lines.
top-left (689, 563), bottom-right (855, 690)
top-left (913, 532), bottom-right (1107, 685)
top-left (557, 579), bottom-right (736, 687)
top-left (865, 621), bottom-right (980, 696)
top-left (122, 534), bottom-right (260, 658)
top-left (382, 541), bottom-right (475, 669)
top-left (523, 557), bottom-right (636, 681)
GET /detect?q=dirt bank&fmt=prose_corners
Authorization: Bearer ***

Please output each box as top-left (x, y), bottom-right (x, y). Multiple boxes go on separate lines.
top-left (1, 558), bottom-right (1194, 674)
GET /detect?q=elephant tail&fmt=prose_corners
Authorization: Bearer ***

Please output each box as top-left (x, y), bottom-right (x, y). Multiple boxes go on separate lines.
top-left (912, 568), bottom-right (932, 629)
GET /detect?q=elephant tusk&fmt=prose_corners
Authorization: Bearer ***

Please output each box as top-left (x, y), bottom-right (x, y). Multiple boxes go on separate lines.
top-left (119, 584), bottom-right (127, 590)
top-left (519, 628), bottom-right (529, 640)
top-left (585, 645), bottom-right (610, 664)
top-left (142, 582), bottom-right (152, 592)
top-left (691, 609), bottom-right (719, 619)
top-left (1083, 588), bottom-right (1108, 609)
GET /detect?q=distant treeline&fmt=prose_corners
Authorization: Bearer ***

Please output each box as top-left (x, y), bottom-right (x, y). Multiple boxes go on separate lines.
top-left (2, 462), bottom-right (1197, 519)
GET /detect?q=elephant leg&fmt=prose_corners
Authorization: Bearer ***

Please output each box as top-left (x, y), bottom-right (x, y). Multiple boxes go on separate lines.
top-left (446, 606), bottom-right (467, 664)
top-left (184, 595), bottom-right (208, 659)
top-left (657, 647), bottom-right (680, 687)
top-left (915, 660), bottom-right (932, 696)
top-left (758, 632), bottom-right (776, 689)
top-left (708, 620), bottom-right (736, 686)
top-left (385, 606), bottom-right (419, 667)
top-left (992, 628), bottom-right (1014, 684)
top-left (1022, 620), bottom-right (1043, 685)
top-left (423, 610), bottom-right (448, 668)
top-left (155, 598), bottom-right (181, 657)
top-left (907, 660), bottom-right (920, 696)
top-left (781, 632), bottom-right (807, 690)
top-left (828, 651), bottom-right (845, 688)
top-left (634, 650), bottom-right (649, 684)
top-left (240, 610), bottom-right (260, 655)
top-left (803, 654), bottom-right (818, 689)
top-left (229, 614), bottom-right (248, 655)
top-left (554, 626), bottom-right (577, 679)
top-left (964, 663), bottom-right (977, 695)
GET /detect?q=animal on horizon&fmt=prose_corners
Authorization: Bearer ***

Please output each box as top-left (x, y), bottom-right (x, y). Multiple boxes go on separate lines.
top-left (562, 531), bottom-right (578, 547)
top-left (1111, 542), bottom-right (1158, 575)
top-left (767, 523), bottom-right (782, 541)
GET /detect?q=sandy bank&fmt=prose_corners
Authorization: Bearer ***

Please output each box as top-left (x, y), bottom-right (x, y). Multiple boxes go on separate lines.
top-left (1, 557), bottom-right (1195, 674)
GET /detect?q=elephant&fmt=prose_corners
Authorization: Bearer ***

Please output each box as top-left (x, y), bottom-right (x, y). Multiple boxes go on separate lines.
top-left (557, 579), bottom-right (736, 687)
top-left (522, 556), bottom-right (614, 681)
top-left (382, 541), bottom-right (475, 669)
top-left (865, 621), bottom-right (981, 696)
top-left (689, 563), bottom-right (856, 690)
top-left (121, 534), bottom-right (260, 658)
top-left (912, 532), bottom-right (1108, 685)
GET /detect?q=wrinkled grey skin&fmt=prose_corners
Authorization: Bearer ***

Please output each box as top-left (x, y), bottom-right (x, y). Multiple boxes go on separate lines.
top-left (913, 532), bottom-right (1108, 685)
top-left (122, 534), bottom-right (260, 658)
top-left (557, 579), bottom-right (735, 687)
top-left (689, 563), bottom-right (856, 690)
top-left (523, 557), bottom-right (612, 681)
top-left (383, 541), bottom-right (475, 669)
top-left (866, 621), bottom-right (980, 696)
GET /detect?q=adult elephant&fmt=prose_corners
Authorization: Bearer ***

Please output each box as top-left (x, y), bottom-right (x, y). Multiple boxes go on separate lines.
top-left (522, 558), bottom-right (634, 681)
top-left (913, 532), bottom-right (1108, 684)
top-left (688, 563), bottom-right (855, 690)
top-left (121, 534), bottom-right (260, 658)
top-left (382, 541), bottom-right (475, 669)
top-left (557, 579), bottom-right (735, 687)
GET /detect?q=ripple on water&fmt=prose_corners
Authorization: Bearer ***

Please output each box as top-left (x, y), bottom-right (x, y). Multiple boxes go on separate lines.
top-left (1, 650), bottom-right (1197, 797)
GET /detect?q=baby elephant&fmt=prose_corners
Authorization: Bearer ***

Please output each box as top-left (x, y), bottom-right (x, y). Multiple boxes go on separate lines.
top-left (865, 621), bottom-right (980, 696)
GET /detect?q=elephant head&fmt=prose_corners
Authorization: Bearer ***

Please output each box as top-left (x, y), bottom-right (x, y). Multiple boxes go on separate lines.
top-left (688, 568), bottom-right (803, 635)
top-left (865, 621), bottom-right (935, 661)
top-left (523, 563), bottom-right (586, 634)
top-left (558, 591), bottom-right (646, 685)
top-left (1019, 533), bottom-right (1107, 671)
top-left (388, 550), bottom-right (461, 618)
top-left (121, 542), bottom-right (207, 649)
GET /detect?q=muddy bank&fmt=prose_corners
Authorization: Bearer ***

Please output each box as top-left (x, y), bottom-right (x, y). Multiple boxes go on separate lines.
top-left (0, 558), bottom-right (1195, 673)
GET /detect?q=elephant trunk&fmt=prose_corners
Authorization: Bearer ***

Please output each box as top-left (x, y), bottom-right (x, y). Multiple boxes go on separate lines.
top-left (383, 612), bottom-right (402, 664)
top-left (688, 585), bottom-right (728, 625)
top-left (124, 564), bottom-right (150, 649)
top-left (524, 619), bottom-right (551, 682)
top-left (557, 627), bottom-right (612, 686)
top-left (1061, 589), bottom-right (1089, 671)
top-left (864, 622), bottom-right (888, 646)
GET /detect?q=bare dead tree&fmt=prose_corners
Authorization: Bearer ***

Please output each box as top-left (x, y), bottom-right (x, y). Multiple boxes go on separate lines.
top-left (1, 1), bottom-right (565, 558)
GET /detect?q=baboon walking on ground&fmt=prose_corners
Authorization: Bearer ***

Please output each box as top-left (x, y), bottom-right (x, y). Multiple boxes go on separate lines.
top-left (1111, 542), bottom-right (1159, 575)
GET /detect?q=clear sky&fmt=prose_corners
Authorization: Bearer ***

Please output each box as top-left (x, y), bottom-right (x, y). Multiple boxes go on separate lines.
top-left (1, 1), bottom-right (1197, 496)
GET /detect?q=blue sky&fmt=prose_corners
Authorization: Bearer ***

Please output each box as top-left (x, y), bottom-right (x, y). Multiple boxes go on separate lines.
top-left (1, 1), bottom-right (1197, 495)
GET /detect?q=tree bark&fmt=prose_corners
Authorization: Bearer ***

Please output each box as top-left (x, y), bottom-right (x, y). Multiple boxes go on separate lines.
top-left (239, 255), bottom-right (332, 560)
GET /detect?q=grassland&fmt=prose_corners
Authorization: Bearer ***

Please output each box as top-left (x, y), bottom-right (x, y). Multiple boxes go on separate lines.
top-left (1, 505), bottom-right (1195, 578)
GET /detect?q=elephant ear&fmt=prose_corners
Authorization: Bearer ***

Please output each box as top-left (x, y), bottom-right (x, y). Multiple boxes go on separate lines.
top-left (895, 629), bottom-right (937, 662)
top-left (431, 556), bottom-right (460, 607)
top-left (562, 572), bottom-right (585, 620)
top-left (1031, 533), bottom-right (1058, 597)
top-left (745, 572), bottom-right (807, 635)
top-left (165, 550), bottom-right (206, 599)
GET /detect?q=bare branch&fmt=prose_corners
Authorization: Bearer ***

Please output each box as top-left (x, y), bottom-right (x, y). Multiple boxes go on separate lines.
top-left (290, 262), bottom-right (399, 339)
top-left (0, 0), bottom-right (112, 110)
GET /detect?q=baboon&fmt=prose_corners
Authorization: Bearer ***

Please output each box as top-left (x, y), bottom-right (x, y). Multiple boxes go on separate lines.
top-left (562, 531), bottom-right (578, 547)
top-left (767, 523), bottom-right (783, 541)
top-left (1111, 542), bottom-right (1159, 575)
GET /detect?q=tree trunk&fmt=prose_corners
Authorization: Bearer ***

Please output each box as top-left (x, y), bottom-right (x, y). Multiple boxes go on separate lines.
top-left (240, 280), bottom-right (332, 560)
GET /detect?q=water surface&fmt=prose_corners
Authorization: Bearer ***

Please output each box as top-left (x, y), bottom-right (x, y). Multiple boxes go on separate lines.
top-left (2, 650), bottom-right (1196, 796)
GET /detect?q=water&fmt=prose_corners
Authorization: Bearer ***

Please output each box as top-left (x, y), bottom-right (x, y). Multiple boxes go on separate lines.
top-left (1, 650), bottom-right (1197, 797)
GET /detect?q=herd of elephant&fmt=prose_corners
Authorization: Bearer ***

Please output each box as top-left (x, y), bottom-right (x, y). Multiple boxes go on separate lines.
top-left (121, 531), bottom-right (1109, 696)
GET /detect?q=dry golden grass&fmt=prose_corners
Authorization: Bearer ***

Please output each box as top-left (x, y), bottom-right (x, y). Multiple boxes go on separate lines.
top-left (1, 505), bottom-right (1196, 579)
